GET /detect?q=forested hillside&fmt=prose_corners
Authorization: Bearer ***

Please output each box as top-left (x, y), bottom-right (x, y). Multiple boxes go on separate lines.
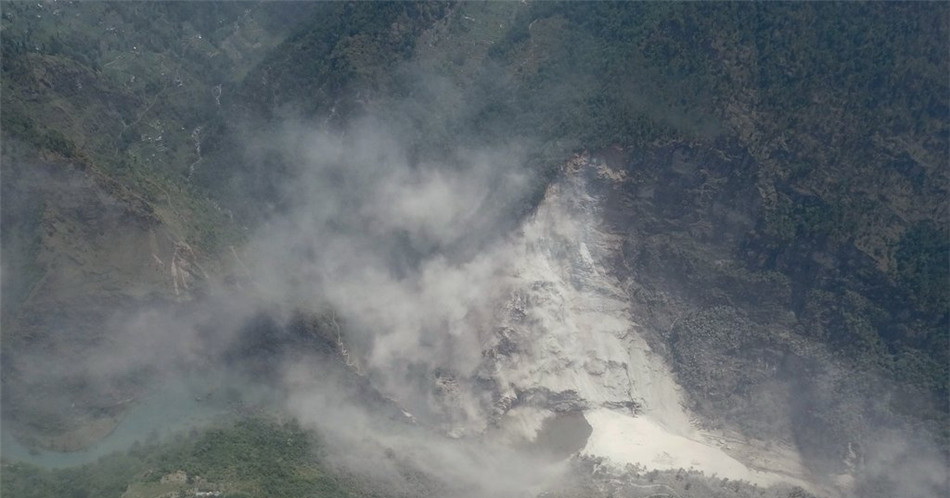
top-left (2, 2), bottom-right (946, 497)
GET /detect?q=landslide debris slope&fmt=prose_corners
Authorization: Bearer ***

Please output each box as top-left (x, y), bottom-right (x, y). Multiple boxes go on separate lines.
top-left (1, 2), bottom-right (947, 497)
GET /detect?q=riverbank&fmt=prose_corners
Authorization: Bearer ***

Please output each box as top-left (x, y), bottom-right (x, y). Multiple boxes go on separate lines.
top-left (0, 374), bottom-right (237, 468)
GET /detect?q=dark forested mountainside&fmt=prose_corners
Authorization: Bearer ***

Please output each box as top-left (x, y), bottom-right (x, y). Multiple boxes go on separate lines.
top-left (217, 1), bottom-right (949, 449)
top-left (1, 2), bottom-right (947, 497)
top-left (1, 1), bottom-right (317, 451)
top-left (0, 1), bottom-right (316, 250)
top-left (476, 3), bottom-right (948, 476)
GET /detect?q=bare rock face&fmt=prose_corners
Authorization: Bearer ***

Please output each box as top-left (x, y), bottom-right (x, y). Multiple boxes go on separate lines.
top-left (472, 166), bottom-right (680, 426)
top-left (372, 155), bottom-right (830, 494)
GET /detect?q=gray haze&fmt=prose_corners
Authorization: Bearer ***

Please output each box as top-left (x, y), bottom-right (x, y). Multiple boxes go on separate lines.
top-left (2, 66), bottom-right (946, 498)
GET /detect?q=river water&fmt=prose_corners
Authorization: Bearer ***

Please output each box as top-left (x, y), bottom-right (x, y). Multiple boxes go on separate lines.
top-left (0, 374), bottom-right (238, 468)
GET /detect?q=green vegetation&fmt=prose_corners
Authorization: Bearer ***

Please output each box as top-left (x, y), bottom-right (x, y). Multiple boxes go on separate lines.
top-left (1, 418), bottom-right (361, 498)
top-left (896, 221), bottom-right (950, 315)
top-left (0, 1), bottom-right (311, 252)
top-left (523, 2), bottom-right (949, 443)
top-left (1, 1), bottom-right (946, 493)
top-left (199, 2), bottom-right (452, 221)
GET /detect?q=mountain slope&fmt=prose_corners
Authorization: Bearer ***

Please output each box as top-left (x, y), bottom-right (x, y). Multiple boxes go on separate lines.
top-left (1, 2), bottom-right (946, 497)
